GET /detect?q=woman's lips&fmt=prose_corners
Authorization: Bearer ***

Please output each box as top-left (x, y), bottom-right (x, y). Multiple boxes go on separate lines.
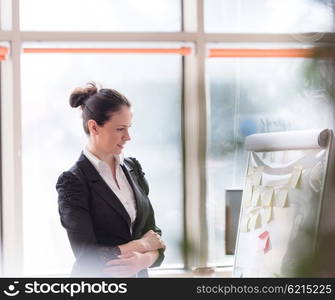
top-left (117, 144), bottom-right (124, 149)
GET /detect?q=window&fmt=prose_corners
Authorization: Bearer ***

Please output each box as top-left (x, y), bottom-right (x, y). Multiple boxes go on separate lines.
top-left (21, 42), bottom-right (184, 274)
top-left (206, 45), bottom-right (334, 264)
top-left (205, 0), bottom-right (335, 33)
top-left (20, 0), bottom-right (182, 32)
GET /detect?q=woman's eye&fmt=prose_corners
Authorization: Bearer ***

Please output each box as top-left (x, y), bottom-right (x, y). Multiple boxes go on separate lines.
top-left (117, 128), bottom-right (124, 131)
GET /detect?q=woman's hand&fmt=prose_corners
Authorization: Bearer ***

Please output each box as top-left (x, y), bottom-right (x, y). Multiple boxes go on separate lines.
top-left (118, 230), bottom-right (165, 254)
top-left (103, 251), bottom-right (152, 277)
top-left (139, 230), bottom-right (166, 252)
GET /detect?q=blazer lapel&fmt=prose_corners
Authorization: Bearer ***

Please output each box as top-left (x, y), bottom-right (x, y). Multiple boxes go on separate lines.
top-left (121, 163), bottom-right (144, 236)
top-left (76, 153), bottom-right (131, 228)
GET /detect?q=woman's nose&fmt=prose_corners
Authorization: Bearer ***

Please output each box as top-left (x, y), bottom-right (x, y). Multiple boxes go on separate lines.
top-left (123, 130), bottom-right (131, 141)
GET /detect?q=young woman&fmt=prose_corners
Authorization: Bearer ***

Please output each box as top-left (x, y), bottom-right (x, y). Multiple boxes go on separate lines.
top-left (56, 83), bottom-right (165, 277)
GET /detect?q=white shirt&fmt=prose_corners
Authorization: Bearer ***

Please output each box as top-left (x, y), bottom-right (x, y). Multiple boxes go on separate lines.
top-left (83, 147), bottom-right (137, 231)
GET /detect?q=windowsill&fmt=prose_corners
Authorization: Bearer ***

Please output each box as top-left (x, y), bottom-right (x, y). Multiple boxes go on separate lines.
top-left (148, 266), bottom-right (233, 278)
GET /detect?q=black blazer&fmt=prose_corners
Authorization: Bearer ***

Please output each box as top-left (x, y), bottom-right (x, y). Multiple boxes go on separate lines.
top-left (56, 153), bottom-right (164, 277)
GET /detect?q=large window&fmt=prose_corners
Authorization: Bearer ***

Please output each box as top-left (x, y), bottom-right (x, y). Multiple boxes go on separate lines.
top-left (21, 42), bottom-right (184, 274)
top-left (205, 0), bottom-right (335, 33)
top-left (1, 0), bottom-right (335, 277)
top-left (206, 47), bottom-right (335, 264)
top-left (20, 0), bottom-right (182, 32)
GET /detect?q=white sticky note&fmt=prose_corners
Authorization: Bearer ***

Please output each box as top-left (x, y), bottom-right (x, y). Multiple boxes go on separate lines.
top-left (253, 166), bottom-right (264, 185)
top-left (242, 181), bottom-right (253, 208)
top-left (261, 187), bottom-right (274, 207)
top-left (249, 212), bottom-right (261, 230)
top-left (275, 188), bottom-right (288, 208)
top-left (261, 206), bottom-right (272, 224)
top-left (251, 186), bottom-right (261, 207)
top-left (248, 207), bottom-right (261, 215)
top-left (247, 166), bottom-right (257, 176)
top-left (289, 166), bottom-right (302, 189)
top-left (240, 216), bottom-right (250, 233)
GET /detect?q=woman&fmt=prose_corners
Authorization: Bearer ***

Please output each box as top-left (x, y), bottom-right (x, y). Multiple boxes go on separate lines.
top-left (56, 83), bottom-right (165, 277)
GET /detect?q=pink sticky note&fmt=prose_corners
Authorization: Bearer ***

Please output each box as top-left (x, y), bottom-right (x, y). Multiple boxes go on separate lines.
top-left (264, 237), bottom-right (271, 254)
top-left (258, 230), bottom-right (269, 240)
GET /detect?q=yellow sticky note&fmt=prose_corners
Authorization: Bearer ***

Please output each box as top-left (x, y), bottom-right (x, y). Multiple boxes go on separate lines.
top-left (253, 166), bottom-right (264, 185)
top-left (251, 187), bottom-right (261, 207)
top-left (261, 187), bottom-right (274, 207)
top-left (247, 166), bottom-right (257, 175)
top-left (261, 206), bottom-right (272, 224)
top-left (249, 212), bottom-right (261, 230)
top-left (240, 216), bottom-right (250, 233)
top-left (242, 181), bottom-right (253, 208)
top-left (289, 166), bottom-right (302, 189)
top-left (275, 188), bottom-right (288, 208)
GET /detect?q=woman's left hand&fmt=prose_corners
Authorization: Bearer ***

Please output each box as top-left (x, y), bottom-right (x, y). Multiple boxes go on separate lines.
top-left (103, 251), bottom-right (151, 277)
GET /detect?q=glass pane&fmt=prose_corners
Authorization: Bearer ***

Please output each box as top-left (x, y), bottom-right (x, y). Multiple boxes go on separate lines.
top-left (20, 0), bottom-right (181, 32)
top-left (21, 42), bottom-right (184, 275)
top-left (0, 0), bottom-right (12, 30)
top-left (205, 0), bottom-right (335, 33)
top-left (206, 47), bottom-right (335, 265)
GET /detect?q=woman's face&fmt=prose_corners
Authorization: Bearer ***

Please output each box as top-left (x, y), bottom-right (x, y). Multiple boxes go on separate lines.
top-left (93, 105), bottom-right (132, 156)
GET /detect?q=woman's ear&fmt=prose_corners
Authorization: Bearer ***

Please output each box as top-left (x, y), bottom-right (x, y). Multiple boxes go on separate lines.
top-left (87, 119), bottom-right (99, 135)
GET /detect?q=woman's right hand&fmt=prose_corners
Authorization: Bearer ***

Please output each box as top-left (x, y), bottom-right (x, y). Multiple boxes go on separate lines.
top-left (139, 230), bottom-right (165, 252)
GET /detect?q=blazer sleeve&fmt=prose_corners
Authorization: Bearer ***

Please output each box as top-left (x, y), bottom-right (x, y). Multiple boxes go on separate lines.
top-left (143, 200), bottom-right (165, 268)
top-left (130, 157), bottom-right (165, 268)
top-left (56, 171), bottom-right (120, 276)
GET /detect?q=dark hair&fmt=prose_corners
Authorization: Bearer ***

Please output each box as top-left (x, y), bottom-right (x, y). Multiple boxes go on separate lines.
top-left (69, 82), bottom-right (131, 135)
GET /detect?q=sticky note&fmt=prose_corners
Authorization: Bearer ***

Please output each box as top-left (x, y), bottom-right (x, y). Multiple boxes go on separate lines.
top-left (240, 216), bottom-right (250, 233)
top-left (264, 237), bottom-right (271, 254)
top-left (248, 207), bottom-right (261, 214)
top-left (258, 230), bottom-right (271, 254)
top-left (247, 166), bottom-right (257, 176)
top-left (258, 230), bottom-right (269, 240)
top-left (249, 212), bottom-right (261, 230)
top-left (261, 206), bottom-right (272, 224)
top-left (251, 187), bottom-right (261, 207)
top-left (289, 166), bottom-right (302, 189)
top-left (275, 188), bottom-right (288, 208)
top-left (242, 181), bottom-right (253, 207)
top-left (261, 187), bottom-right (274, 207)
top-left (253, 166), bottom-right (264, 185)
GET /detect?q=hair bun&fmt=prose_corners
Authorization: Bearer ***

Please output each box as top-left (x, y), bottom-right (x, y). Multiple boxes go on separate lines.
top-left (69, 82), bottom-right (98, 108)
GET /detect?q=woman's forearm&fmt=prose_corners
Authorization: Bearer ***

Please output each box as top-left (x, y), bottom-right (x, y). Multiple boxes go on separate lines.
top-left (117, 242), bottom-right (159, 267)
top-left (118, 239), bottom-right (146, 254)
top-left (118, 230), bottom-right (165, 254)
